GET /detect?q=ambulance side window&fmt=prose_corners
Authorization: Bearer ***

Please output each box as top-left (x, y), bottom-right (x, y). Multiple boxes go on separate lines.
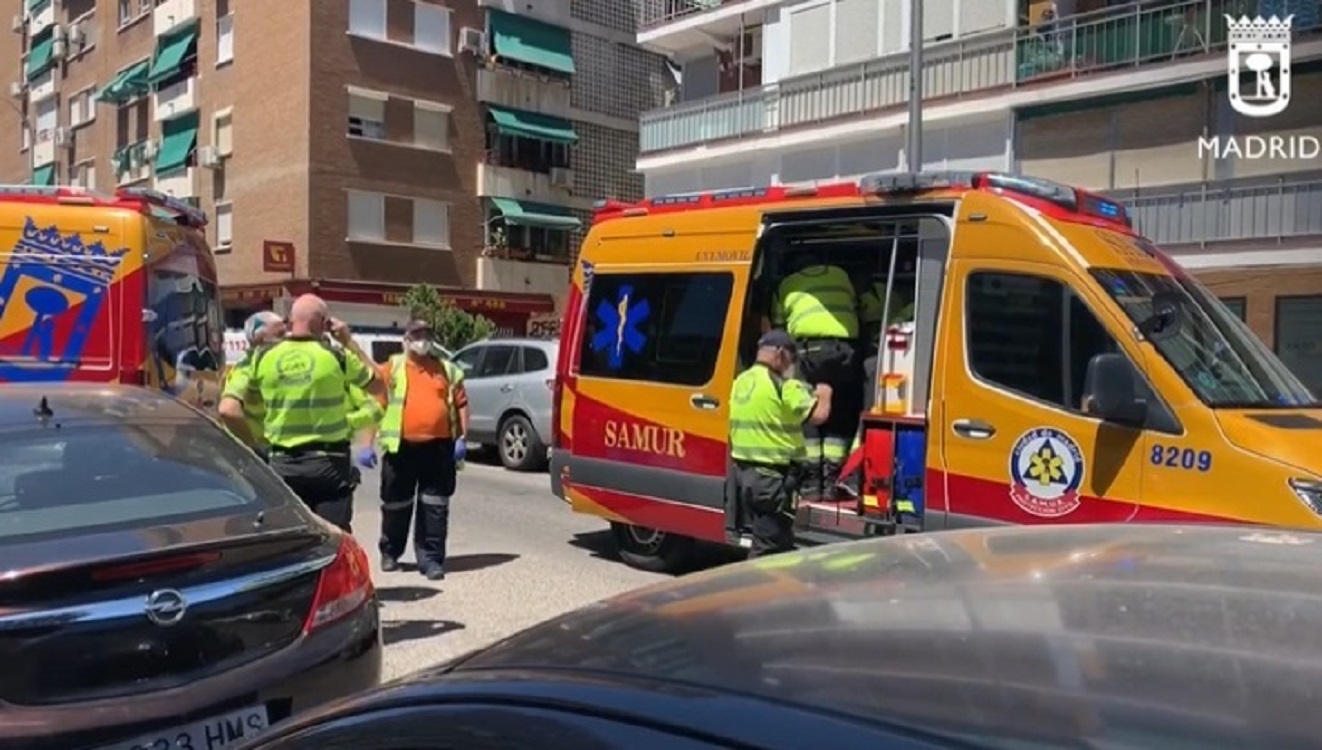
top-left (966, 272), bottom-right (1122, 413)
top-left (578, 272), bottom-right (733, 386)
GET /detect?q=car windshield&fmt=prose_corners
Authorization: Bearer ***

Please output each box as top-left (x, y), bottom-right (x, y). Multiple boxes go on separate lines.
top-left (0, 420), bottom-right (292, 541)
top-left (1090, 268), bottom-right (1316, 408)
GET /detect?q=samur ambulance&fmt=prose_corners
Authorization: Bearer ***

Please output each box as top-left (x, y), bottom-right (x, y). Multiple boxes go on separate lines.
top-left (549, 171), bottom-right (1322, 573)
top-left (0, 185), bottom-right (224, 409)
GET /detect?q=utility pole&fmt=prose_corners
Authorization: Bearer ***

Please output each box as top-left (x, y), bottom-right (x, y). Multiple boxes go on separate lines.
top-left (907, 0), bottom-right (923, 172)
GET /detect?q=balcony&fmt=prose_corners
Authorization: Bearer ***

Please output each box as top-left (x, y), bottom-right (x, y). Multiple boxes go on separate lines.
top-left (154, 0), bottom-right (196, 37)
top-left (27, 67), bottom-right (55, 102)
top-left (476, 66), bottom-right (571, 119)
top-left (639, 0), bottom-right (1322, 155)
top-left (153, 77), bottom-right (196, 122)
top-left (477, 161), bottom-right (575, 205)
top-left (477, 255), bottom-right (572, 298)
top-left (478, 0), bottom-right (570, 29)
top-left (153, 166), bottom-right (197, 199)
top-left (27, 0), bottom-right (54, 33)
top-left (113, 142), bottom-right (152, 185)
top-left (1112, 178), bottom-right (1322, 248)
top-left (31, 129), bottom-right (56, 169)
top-left (637, 0), bottom-right (776, 57)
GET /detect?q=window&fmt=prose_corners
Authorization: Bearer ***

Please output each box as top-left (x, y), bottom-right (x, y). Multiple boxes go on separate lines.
top-left (71, 160), bottom-right (96, 189)
top-left (346, 190), bottom-right (385, 241)
top-left (522, 346), bottom-right (549, 373)
top-left (347, 90), bottom-right (386, 140)
top-left (216, 12), bottom-right (233, 65)
top-left (413, 102), bottom-right (449, 151)
top-left (411, 198), bottom-right (449, 248)
top-left (965, 272), bottom-right (1122, 412)
top-left (451, 347), bottom-right (483, 373)
top-left (414, 1), bottom-right (452, 55)
top-left (578, 272), bottom-right (733, 386)
top-left (69, 87), bottom-right (97, 128)
top-left (215, 202), bottom-right (232, 248)
top-left (348, 0), bottom-right (387, 40)
top-left (475, 345), bottom-right (517, 378)
top-left (1275, 296), bottom-right (1322, 393)
top-left (1220, 297), bottom-right (1247, 321)
top-left (212, 168), bottom-right (226, 201)
top-left (213, 110), bottom-right (232, 157)
top-left (117, 0), bottom-right (132, 26)
top-left (34, 97), bottom-right (57, 141)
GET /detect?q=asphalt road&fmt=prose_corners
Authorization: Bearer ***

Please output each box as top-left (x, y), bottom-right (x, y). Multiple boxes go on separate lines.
top-left (349, 458), bottom-right (669, 683)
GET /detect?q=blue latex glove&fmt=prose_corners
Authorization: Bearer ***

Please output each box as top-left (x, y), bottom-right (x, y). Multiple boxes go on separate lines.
top-left (355, 446), bottom-right (378, 469)
top-left (454, 437), bottom-right (467, 462)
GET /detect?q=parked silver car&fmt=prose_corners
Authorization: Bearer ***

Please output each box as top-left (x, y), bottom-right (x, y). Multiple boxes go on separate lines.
top-left (450, 338), bottom-right (557, 471)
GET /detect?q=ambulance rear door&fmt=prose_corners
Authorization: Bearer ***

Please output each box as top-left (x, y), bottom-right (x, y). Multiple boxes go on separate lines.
top-left (936, 257), bottom-right (1144, 526)
top-left (567, 232), bottom-right (756, 542)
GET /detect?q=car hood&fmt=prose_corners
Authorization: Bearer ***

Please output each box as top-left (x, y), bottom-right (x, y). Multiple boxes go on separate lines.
top-left (1214, 409), bottom-right (1322, 477)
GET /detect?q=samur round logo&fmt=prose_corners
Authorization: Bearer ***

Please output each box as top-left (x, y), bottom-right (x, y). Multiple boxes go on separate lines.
top-left (1008, 427), bottom-right (1085, 518)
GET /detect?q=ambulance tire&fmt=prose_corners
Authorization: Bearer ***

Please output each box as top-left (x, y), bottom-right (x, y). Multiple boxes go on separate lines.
top-left (610, 523), bottom-right (694, 573)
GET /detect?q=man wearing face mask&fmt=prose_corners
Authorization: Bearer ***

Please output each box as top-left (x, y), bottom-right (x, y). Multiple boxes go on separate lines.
top-left (362, 320), bottom-right (469, 581)
top-left (727, 330), bottom-right (832, 557)
top-left (219, 294), bottom-right (386, 531)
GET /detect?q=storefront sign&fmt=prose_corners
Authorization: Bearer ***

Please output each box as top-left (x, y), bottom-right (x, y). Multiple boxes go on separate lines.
top-left (262, 241), bottom-right (296, 273)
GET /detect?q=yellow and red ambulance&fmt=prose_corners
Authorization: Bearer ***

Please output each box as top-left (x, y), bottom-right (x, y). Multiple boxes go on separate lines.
top-left (549, 171), bottom-right (1322, 572)
top-left (0, 185), bottom-right (224, 408)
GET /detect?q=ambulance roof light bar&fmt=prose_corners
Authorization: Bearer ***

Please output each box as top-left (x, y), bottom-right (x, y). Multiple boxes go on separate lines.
top-left (0, 184), bottom-right (210, 227)
top-left (858, 171), bottom-right (978, 195)
top-left (115, 187), bottom-right (209, 228)
top-left (0, 184), bottom-right (99, 205)
top-left (860, 170), bottom-right (1132, 229)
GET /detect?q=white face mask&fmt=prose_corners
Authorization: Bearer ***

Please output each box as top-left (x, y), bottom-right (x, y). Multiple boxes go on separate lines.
top-left (407, 340), bottom-right (431, 356)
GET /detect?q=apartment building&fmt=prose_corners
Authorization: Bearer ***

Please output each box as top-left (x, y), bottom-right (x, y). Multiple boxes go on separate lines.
top-left (0, 0), bottom-right (665, 336)
top-left (635, 0), bottom-right (1322, 390)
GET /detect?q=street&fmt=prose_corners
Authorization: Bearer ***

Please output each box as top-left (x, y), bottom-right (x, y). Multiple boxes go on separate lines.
top-left (350, 460), bottom-right (668, 682)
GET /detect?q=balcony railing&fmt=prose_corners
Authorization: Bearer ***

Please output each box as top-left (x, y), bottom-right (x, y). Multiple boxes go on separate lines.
top-left (639, 0), bottom-right (733, 32)
top-left (641, 0), bottom-right (1321, 154)
top-left (1113, 178), bottom-right (1322, 246)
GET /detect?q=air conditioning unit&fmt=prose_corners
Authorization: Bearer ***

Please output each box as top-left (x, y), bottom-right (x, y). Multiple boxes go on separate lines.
top-left (549, 167), bottom-right (573, 188)
top-left (11, 14), bottom-right (22, 33)
top-left (52, 24), bottom-right (64, 41)
top-left (54, 127), bottom-right (71, 148)
top-left (51, 38), bottom-right (66, 59)
top-left (197, 145), bottom-right (221, 169)
top-left (142, 139), bottom-right (159, 160)
top-left (67, 23), bottom-right (84, 47)
top-left (459, 27), bottom-right (486, 55)
top-left (8, 80), bottom-right (25, 98)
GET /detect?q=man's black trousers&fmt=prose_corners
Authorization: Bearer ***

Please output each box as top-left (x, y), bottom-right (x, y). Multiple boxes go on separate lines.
top-left (380, 438), bottom-right (457, 568)
top-left (269, 445), bottom-right (356, 532)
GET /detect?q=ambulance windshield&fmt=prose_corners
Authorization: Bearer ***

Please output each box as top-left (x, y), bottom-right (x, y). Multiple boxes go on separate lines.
top-left (1091, 269), bottom-right (1317, 408)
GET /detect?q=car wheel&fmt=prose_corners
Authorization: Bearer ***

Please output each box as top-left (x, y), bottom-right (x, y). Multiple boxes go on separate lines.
top-left (498, 414), bottom-right (546, 472)
top-left (610, 522), bottom-right (694, 573)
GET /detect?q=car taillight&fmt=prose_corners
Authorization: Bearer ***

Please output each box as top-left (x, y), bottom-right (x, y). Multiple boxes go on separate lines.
top-left (303, 535), bottom-right (374, 635)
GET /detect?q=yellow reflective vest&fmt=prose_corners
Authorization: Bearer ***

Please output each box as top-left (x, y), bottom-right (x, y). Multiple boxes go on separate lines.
top-left (376, 352), bottom-right (465, 454)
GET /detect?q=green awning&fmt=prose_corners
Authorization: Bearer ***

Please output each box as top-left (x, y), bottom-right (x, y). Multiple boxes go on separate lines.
top-left (487, 105), bottom-right (578, 145)
top-left (488, 10), bottom-right (575, 75)
top-left (26, 0), bottom-right (49, 12)
top-left (31, 163), bottom-right (55, 186)
top-left (147, 20), bottom-right (199, 86)
top-left (489, 198), bottom-right (581, 229)
top-left (155, 111), bottom-right (200, 174)
top-left (25, 29), bottom-right (54, 80)
top-left (98, 60), bottom-right (151, 103)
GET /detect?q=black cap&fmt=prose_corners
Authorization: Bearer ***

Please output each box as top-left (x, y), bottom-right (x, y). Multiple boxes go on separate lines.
top-left (404, 319), bottom-right (432, 336)
top-left (758, 329), bottom-right (796, 352)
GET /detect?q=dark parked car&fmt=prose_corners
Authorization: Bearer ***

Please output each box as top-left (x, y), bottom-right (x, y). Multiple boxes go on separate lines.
top-left (0, 385), bottom-right (381, 750)
top-left (239, 523), bottom-right (1322, 749)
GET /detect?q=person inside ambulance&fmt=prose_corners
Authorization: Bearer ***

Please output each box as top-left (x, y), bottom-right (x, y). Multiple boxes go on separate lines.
top-left (763, 252), bottom-right (863, 502)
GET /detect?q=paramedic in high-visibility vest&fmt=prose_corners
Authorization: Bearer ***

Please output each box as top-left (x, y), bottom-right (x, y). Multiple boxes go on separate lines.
top-left (359, 320), bottom-right (469, 582)
top-left (219, 295), bottom-right (385, 532)
top-left (728, 330), bottom-right (831, 558)
top-left (222, 311), bottom-right (286, 456)
top-left (765, 253), bottom-right (862, 502)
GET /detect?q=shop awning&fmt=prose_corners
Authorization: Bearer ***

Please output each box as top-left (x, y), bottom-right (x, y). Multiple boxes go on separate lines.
top-left (486, 105), bottom-right (578, 145)
top-left (147, 20), bottom-right (200, 86)
top-left (489, 198), bottom-right (581, 229)
top-left (488, 10), bottom-right (575, 75)
top-left (30, 163), bottom-right (55, 186)
top-left (155, 111), bottom-right (200, 174)
top-left (98, 60), bottom-right (151, 103)
top-left (25, 29), bottom-right (54, 80)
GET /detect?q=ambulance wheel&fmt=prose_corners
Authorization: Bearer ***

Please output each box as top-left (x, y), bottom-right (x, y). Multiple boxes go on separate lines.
top-left (498, 414), bottom-right (546, 472)
top-left (610, 523), bottom-right (693, 573)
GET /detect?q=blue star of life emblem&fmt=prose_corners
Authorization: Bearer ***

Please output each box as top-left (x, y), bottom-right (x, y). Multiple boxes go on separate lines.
top-left (590, 285), bottom-right (649, 370)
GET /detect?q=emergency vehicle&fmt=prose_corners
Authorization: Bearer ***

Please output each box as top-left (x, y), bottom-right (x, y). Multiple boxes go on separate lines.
top-left (549, 171), bottom-right (1322, 572)
top-left (0, 185), bottom-right (223, 409)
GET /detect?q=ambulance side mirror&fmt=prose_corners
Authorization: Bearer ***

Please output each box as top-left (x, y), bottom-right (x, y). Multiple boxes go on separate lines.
top-left (1083, 353), bottom-right (1146, 425)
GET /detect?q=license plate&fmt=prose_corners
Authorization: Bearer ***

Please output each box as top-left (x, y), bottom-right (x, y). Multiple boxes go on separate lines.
top-left (100, 705), bottom-right (270, 750)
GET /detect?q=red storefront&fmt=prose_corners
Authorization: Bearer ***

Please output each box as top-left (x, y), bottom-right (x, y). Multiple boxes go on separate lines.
top-left (220, 279), bottom-right (556, 336)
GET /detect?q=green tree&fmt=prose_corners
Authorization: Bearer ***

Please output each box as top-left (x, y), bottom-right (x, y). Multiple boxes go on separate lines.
top-left (402, 284), bottom-right (495, 351)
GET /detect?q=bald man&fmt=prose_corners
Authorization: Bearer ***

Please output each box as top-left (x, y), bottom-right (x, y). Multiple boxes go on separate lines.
top-left (220, 294), bottom-right (386, 530)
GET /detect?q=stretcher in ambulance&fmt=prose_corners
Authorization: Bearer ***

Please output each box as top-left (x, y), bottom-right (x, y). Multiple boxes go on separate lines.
top-left (550, 171), bottom-right (1322, 573)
